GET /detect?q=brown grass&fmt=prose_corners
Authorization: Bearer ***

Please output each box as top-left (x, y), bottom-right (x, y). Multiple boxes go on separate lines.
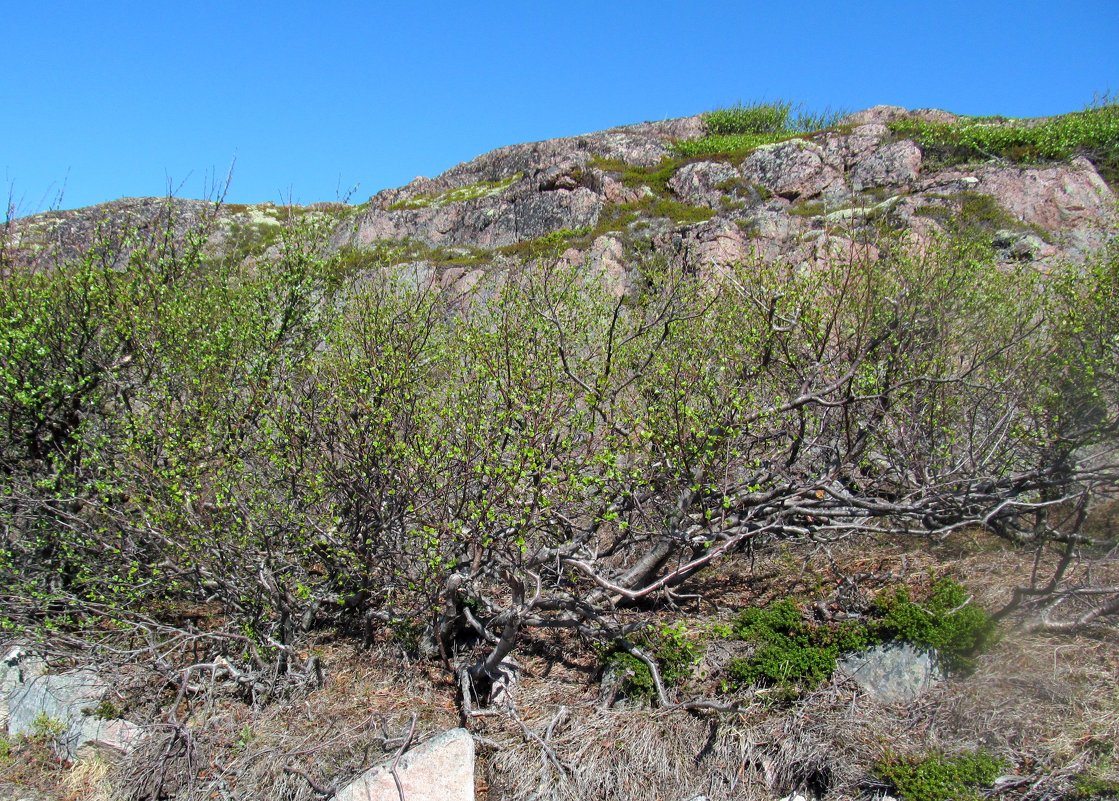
top-left (2, 528), bottom-right (1115, 800)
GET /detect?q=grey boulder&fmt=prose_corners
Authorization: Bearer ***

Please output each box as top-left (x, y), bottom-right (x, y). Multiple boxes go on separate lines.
top-left (837, 642), bottom-right (940, 704)
top-left (5, 666), bottom-right (141, 759)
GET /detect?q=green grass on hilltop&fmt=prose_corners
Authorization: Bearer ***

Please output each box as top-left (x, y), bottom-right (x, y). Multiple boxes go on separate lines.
top-left (889, 103), bottom-right (1119, 185)
top-left (673, 101), bottom-right (848, 159)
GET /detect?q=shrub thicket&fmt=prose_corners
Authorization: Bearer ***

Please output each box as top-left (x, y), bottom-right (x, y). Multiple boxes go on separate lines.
top-left (0, 201), bottom-right (1116, 706)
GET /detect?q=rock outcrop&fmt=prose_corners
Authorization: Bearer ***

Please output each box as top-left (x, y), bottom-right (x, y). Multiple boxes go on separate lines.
top-left (837, 643), bottom-right (940, 705)
top-left (2, 647), bottom-right (142, 760)
top-left (12, 106), bottom-right (1116, 295)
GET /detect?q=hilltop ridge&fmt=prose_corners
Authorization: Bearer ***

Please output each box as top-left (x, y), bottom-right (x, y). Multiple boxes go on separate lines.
top-left (11, 104), bottom-right (1117, 287)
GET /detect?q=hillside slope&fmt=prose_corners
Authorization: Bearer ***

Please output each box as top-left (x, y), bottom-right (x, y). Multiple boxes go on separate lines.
top-left (2, 104), bottom-right (1118, 801)
top-left (11, 104), bottom-right (1117, 284)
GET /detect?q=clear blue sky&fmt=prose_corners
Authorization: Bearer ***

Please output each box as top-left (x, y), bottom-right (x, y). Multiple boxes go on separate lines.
top-left (3, 0), bottom-right (1117, 213)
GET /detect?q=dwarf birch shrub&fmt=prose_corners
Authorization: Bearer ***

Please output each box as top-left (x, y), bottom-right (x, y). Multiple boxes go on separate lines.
top-left (0, 202), bottom-right (1116, 700)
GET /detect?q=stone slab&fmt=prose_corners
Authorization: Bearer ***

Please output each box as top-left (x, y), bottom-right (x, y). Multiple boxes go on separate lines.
top-left (335, 728), bottom-right (474, 801)
top-left (6, 671), bottom-right (109, 759)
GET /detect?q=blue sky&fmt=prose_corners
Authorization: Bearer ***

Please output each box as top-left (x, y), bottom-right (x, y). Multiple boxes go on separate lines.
top-left (3, 1), bottom-right (1117, 213)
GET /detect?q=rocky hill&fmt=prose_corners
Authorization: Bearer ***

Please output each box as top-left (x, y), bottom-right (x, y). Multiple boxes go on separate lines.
top-left (2, 104), bottom-right (1118, 801)
top-left (11, 105), bottom-right (1117, 290)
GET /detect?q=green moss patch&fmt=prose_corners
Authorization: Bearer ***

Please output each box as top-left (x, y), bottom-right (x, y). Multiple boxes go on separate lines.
top-left (876, 750), bottom-right (1007, 801)
top-left (873, 578), bottom-right (997, 671)
top-left (724, 599), bottom-right (872, 693)
top-left (605, 622), bottom-right (700, 701)
top-left (720, 578), bottom-right (995, 696)
top-left (1073, 774), bottom-right (1119, 800)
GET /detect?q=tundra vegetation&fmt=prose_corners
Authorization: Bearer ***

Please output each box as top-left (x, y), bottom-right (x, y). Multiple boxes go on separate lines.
top-left (889, 100), bottom-right (1119, 184)
top-left (0, 107), bottom-right (1117, 800)
top-left (673, 100), bottom-right (848, 158)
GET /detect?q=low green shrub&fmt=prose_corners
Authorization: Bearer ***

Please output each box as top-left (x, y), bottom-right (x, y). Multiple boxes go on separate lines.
top-left (1073, 774), bottom-right (1119, 800)
top-left (335, 240), bottom-right (493, 271)
top-left (89, 699), bottom-right (122, 720)
top-left (876, 750), bottom-right (1007, 801)
top-left (498, 227), bottom-right (591, 261)
top-left (725, 599), bottom-right (873, 693)
top-left (889, 103), bottom-right (1119, 185)
top-left (873, 577), bottom-right (996, 670)
top-left (606, 651), bottom-right (657, 700)
top-left (605, 622), bottom-right (700, 700)
top-left (650, 622), bottom-right (700, 685)
top-left (788, 200), bottom-right (830, 217)
top-left (633, 196), bottom-right (715, 225)
top-left (31, 713), bottom-right (66, 741)
top-left (388, 617), bottom-right (424, 655)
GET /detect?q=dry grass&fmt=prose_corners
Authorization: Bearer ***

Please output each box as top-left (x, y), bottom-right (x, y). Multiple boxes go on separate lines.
top-left (476, 530), bottom-right (1119, 800)
top-left (63, 754), bottom-right (113, 801)
top-left (108, 641), bottom-right (460, 800)
top-left (3, 528), bottom-right (1116, 800)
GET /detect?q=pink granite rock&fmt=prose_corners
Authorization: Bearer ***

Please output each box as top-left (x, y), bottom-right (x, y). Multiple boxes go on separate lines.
top-left (335, 728), bottom-right (475, 801)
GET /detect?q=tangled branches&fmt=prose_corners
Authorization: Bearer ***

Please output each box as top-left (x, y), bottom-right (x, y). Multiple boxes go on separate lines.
top-left (1, 204), bottom-right (1116, 711)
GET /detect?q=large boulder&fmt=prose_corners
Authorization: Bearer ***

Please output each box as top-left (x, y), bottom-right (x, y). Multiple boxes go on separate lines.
top-left (334, 728), bottom-right (475, 801)
top-left (970, 157), bottom-right (1115, 234)
top-left (0, 647), bottom-right (46, 731)
top-left (351, 179), bottom-right (604, 250)
top-left (669, 219), bottom-right (754, 277)
top-left (7, 671), bottom-right (103, 757)
top-left (906, 157), bottom-right (1116, 259)
top-left (820, 123), bottom-right (889, 171)
top-left (3, 659), bottom-right (141, 760)
top-left (848, 140), bottom-right (923, 191)
top-left (842, 105), bottom-right (958, 126)
top-left (739, 140), bottom-right (846, 201)
top-left (584, 235), bottom-right (631, 298)
top-left (512, 187), bottom-right (604, 241)
top-left (667, 161), bottom-right (741, 207)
